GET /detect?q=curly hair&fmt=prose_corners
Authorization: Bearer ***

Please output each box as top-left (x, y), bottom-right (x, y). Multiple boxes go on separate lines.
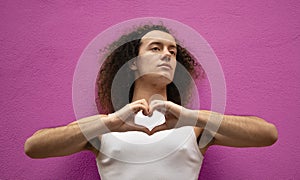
top-left (95, 24), bottom-right (205, 114)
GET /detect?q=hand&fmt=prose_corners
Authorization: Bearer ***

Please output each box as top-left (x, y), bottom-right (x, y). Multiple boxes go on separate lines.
top-left (107, 99), bottom-right (151, 135)
top-left (148, 100), bottom-right (198, 134)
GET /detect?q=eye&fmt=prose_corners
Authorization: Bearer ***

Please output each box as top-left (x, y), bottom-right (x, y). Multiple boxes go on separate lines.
top-left (170, 50), bottom-right (176, 55)
top-left (151, 47), bottom-right (160, 51)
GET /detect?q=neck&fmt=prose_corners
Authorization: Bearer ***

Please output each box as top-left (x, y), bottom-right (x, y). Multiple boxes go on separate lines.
top-left (131, 78), bottom-right (168, 104)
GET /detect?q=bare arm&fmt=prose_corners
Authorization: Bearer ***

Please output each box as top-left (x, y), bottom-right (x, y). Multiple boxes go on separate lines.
top-left (197, 110), bottom-right (278, 147)
top-left (24, 115), bottom-right (109, 158)
top-left (148, 101), bottom-right (278, 148)
top-left (24, 99), bottom-right (151, 159)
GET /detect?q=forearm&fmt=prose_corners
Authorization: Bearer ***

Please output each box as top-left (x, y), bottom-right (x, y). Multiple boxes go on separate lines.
top-left (24, 114), bottom-right (110, 158)
top-left (196, 110), bottom-right (278, 147)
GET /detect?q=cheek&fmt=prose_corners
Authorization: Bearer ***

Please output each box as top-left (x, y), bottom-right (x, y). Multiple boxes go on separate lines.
top-left (172, 60), bottom-right (177, 69)
top-left (139, 54), bottom-right (160, 63)
top-left (136, 57), bottom-right (153, 71)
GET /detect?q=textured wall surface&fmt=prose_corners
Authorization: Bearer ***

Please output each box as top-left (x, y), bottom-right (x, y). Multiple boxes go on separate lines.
top-left (1, 0), bottom-right (299, 179)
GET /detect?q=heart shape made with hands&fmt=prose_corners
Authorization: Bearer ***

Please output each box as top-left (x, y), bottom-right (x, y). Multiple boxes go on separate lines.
top-left (134, 110), bottom-right (166, 131)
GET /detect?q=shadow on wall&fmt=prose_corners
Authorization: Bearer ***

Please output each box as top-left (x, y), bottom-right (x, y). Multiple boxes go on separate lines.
top-left (199, 148), bottom-right (231, 179)
top-left (56, 152), bottom-right (100, 179)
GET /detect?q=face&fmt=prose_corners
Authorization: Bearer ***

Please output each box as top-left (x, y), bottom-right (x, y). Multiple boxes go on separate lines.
top-left (131, 30), bottom-right (177, 85)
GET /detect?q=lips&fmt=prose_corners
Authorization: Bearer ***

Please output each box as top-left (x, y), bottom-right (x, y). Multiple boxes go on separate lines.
top-left (158, 63), bottom-right (172, 69)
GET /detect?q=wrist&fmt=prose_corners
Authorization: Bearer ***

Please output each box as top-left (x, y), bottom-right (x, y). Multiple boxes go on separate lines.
top-left (76, 114), bottom-right (111, 140)
top-left (179, 108), bottom-right (199, 127)
top-left (195, 110), bottom-right (210, 128)
top-left (197, 110), bottom-right (224, 128)
top-left (105, 113), bottom-right (119, 132)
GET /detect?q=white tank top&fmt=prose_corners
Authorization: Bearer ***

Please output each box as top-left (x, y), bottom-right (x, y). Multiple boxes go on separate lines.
top-left (96, 126), bottom-right (203, 180)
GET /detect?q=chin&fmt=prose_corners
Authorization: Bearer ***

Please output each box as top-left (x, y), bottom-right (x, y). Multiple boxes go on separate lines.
top-left (139, 73), bottom-right (174, 85)
top-left (157, 75), bottom-right (173, 85)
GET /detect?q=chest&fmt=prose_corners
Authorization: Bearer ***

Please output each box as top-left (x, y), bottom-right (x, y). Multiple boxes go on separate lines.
top-left (99, 127), bottom-right (200, 163)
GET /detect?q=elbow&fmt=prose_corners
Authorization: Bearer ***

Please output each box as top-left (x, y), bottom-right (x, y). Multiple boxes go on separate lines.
top-left (24, 137), bottom-right (40, 159)
top-left (265, 123), bottom-right (278, 146)
top-left (24, 138), bottom-right (34, 158)
top-left (271, 124), bottom-right (278, 144)
top-left (253, 116), bottom-right (278, 147)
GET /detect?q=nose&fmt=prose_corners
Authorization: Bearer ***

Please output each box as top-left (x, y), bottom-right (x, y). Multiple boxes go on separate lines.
top-left (161, 48), bottom-right (171, 62)
top-left (162, 55), bottom-right (171, 62)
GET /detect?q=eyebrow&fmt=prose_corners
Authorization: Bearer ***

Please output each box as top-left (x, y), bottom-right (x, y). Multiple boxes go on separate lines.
top-left (147, 41), bottom-right (177, 49)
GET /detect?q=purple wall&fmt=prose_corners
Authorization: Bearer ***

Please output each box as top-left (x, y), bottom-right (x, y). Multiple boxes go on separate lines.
top-left (1, 0), bottom-right (299, 179)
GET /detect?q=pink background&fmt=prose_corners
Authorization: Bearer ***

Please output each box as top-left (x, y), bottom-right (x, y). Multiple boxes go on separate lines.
top-left (1, 0), bottom-right (299, 179)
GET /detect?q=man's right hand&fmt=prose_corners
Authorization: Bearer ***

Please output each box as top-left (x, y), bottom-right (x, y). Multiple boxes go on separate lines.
top-left (106, 99), bottom-right (151, 135)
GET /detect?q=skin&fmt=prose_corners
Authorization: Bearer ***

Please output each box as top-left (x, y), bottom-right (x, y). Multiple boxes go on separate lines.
top-left (24, 30), bottom-right (278, 159)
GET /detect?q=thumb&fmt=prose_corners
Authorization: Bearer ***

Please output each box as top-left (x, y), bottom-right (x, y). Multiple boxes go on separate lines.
top-left (150, 123), bottom-right (168, 135)
top-left (129, 124), bottom-right (151, 135)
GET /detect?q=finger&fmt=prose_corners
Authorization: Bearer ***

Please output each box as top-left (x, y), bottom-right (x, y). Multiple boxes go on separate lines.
top-left (114, 103), bottom-right (147, 121)
top-left (133, 99), bottom-right (149, 107)
top-left (126, 123), bottom-right (151, 135)
top-left (153, 101), bottom-right (182, 118)
top-left (114, 105), bottom-right (135, 121)
top-left (140, 99), bottom-right (149, 107)
top-left (130, 104), bottom-right (149, 115)
top-left (150, 123), bottom-right (168, 135)
top-left (132, 99), bottom-right (149, 115)
top-left (149, 100), bottom-right (166, 115)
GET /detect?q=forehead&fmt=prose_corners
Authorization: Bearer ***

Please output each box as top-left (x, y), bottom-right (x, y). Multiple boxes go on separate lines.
top-left (140, 30), bottom-right (176, 46)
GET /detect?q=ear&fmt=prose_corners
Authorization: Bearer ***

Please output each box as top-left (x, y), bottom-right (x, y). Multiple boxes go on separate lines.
top-left (129, 59), bottom-right (138, 70)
